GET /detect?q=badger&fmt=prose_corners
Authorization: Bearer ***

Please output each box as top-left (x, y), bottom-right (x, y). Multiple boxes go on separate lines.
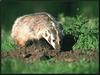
top-left (11, 12), bottom-right (64, 49)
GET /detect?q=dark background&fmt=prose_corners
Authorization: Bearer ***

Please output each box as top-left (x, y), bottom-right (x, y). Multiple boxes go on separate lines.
top-left (0, 0), bottom-right (99, 31)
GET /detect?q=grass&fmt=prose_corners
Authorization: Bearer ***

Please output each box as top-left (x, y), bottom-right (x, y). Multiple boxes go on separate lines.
top-left (1, 31), bottom-right (16, 52)
top-left (1, 14), bottom-right (99, 74)
top-left (1, 57), bottom-right (99, 74)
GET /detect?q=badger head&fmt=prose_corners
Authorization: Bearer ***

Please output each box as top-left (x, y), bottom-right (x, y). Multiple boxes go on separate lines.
top-left (42, 22), bottom-right (61, 50)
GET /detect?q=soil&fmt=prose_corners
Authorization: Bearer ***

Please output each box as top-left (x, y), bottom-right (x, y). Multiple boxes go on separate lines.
top-left (1, 39), bottom-right (99, 63)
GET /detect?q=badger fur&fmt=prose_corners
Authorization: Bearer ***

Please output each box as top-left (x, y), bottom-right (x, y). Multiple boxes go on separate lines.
top-left (11, 12), bottom-right (64, 49)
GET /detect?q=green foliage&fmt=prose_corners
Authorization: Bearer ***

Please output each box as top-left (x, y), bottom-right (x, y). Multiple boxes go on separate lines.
top-left (73, 34), bottom-right (98, 50)
top-left (59, 14), bottom-right (99, 50)
top-left (1, 31), bottom-right (16, 52)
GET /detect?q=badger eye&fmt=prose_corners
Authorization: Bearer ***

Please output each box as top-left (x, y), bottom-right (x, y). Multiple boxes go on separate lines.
top-left (53, 39), bottom-right (55, 42)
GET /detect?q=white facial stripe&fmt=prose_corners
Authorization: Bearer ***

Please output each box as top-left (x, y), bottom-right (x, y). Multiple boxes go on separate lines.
top-left (42, 30), bottom-right (50, 41)
top-left (50, 21), bottom-right (56, 27)
top-left (46, 13), bottom-right (54, 20)
top-left (50, 34), bottom-right (56, 49)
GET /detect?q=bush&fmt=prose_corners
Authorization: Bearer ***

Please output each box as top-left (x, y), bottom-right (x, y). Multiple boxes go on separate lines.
top-left (59, 14), bottom-right (99, 50)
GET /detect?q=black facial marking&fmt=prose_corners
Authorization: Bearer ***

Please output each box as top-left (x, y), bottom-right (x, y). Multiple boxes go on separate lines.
top-left (48, 30), bottom-right (51, 34)
top-left (45, 33), bottom-right (48, 37)
top-left (48, 36), bottom-right (51, 43)
top-left (51, 28), bottom-right (56, 35)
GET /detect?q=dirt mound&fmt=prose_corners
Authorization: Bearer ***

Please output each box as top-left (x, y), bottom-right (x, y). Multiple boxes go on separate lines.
top-left (1, 39), bottom-right (98, 63)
